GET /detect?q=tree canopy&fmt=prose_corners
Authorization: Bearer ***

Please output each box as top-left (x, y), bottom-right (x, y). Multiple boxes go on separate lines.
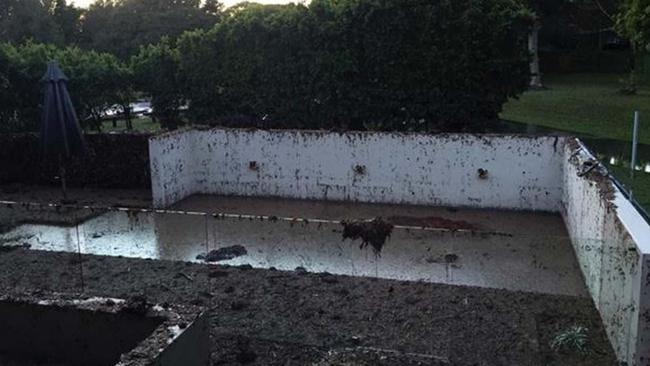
top-left (0, 0), bottom-right (79, 45)
top-left (616, 0), bottom-right (650, 52)
top-left (80, 0), bottom-right (221, 58)
top-left (0, 42), bottom-right (128, 132)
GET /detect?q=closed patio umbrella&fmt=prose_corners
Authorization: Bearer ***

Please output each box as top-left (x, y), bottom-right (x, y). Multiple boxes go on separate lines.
top-left (40, 61), bottom-right (86, 199)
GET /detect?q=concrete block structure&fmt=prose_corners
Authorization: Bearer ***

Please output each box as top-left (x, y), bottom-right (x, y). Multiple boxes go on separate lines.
top-left (149, 128), bottom-right (650, 365)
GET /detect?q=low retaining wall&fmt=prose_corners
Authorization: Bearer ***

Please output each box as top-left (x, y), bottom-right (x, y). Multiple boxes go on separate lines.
top-left (150, 128), bottom-right (565, 210)
top-left (562, 140), bottom-right (650, 365)
top-left (0, 133), bottom-right (151, 189)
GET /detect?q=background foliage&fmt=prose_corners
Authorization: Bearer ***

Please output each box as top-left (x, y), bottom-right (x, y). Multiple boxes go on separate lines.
top-left (173, 0), bottom-right (533, 131)
top-left (1, 0), bottom-right (534, 133)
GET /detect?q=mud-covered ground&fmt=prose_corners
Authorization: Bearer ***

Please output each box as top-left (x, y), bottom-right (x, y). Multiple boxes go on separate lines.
top-left (0, 248), bottom-right (617, 366)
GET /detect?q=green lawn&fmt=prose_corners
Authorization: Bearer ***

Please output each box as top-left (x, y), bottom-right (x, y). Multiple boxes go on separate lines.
top-left (97, 117), bottom-right (160, 133)
top-left (501, 73), bottom-right (650, 144)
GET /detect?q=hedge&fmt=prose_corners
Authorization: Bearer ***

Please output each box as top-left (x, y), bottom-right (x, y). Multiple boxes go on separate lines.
top-left (177, 0), bottom-right (532, 132)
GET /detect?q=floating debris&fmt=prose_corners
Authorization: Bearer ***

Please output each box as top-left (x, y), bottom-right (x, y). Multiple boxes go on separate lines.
top-left (341, 217), bottom-right (393, 255)
top-left (197, 245), bottom-right (248, 262)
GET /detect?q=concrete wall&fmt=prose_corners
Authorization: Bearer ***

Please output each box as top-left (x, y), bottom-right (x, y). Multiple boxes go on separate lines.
top-left (150, 128), bottom-right (565, 210)
top-left (561, 139), bottom-right (650, 365)
top-left (150, 313), bottom-right (210, 366)
top-left (150, 130), bottom-right (198, 209)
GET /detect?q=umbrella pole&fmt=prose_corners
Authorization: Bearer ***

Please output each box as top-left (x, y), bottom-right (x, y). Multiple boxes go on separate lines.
top-left (59, 154), bottom-right (67, 200)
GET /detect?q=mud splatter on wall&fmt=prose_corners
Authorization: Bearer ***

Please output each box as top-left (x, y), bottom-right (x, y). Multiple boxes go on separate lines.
top-left (150, 128), bottom-right (566, 210)
top-left (562, 139), bottom-right (650, 365)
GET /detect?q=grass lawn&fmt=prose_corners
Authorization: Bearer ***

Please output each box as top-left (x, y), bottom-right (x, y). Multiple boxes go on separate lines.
top-left (97, 116), bottom-right (160, 133)
top-left (501, 73), bottom-right (650, 144)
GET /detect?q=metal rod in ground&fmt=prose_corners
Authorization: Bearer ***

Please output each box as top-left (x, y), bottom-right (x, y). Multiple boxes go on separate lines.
top-left (630, 111), bottom-right (640, 198)
top-left (75, 223), bottom-right (85, 292)
top-left (204, 215), bottom-right (209, 255)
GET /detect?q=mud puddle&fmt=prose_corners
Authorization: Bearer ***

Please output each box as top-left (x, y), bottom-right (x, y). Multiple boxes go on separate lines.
top-left (0, 208), bottom-right (587, 296)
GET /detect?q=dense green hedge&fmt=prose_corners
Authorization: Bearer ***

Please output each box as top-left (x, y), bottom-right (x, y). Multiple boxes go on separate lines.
top-left (1, 0), bottom-right (532, 133)
top-left (178, 0), bottom-right (532, 132)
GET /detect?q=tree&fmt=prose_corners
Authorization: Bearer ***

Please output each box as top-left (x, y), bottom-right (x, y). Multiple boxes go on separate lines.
top-left (131, 38), bottom-right (185, 129)
top-left (0, 42), bottom-right (131, 132)
top-left (615, 0), bottom-right (649, 91)
top-left (616, 0), bottom-right (650, 52)
top-left (57, 47), bottom-right (132, 131)
top-left (53, 0), bottom-right (83, 45)
top-left (0, 0), bottom-right (64, 45)
top-left (526, 0), bottom-right (621, 88)
top-left (0, 46), bottom-right (14, 129)
top-left (80, 0), bottom-right (222, 59)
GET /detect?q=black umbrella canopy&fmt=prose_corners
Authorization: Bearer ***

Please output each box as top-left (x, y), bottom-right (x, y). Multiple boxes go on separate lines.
top-left (40, 61), bottom-right (85, 158)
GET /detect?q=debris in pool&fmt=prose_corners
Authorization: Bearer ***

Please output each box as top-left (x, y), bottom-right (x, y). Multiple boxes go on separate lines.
top-left (444, 254), bottom-right (459, 263)
top-left (426, 253), bottom-right (460, 264)
top-left (196, 245), bottom-right (247, 262)
top-left (341, 217), bottom-right (393, 255)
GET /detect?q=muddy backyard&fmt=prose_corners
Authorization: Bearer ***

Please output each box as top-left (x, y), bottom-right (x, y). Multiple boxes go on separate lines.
top-left (0, 247), bottom-right (616, 366)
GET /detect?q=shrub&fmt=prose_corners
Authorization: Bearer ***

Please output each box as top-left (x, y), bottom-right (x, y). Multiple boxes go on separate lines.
top-left (550, 325), bottom-right (590, 354)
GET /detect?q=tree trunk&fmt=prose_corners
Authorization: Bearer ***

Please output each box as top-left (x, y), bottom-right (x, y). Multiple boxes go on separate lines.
top-left (528, 20), bottom-right (543, 89)
top-left (120, 104), bottom-right (133, 130)
top-left (90, 108), bottom-right (102, 132)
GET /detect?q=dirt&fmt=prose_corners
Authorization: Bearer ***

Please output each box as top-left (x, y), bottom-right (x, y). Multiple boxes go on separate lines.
top-left (387, 215), bottom-right (477, 230)
top-left (0, 355), bottom-right (69, 366)
top-left (0, 248), bottom-right (618, 366)
top-left (341, 218), bottom-right (394, 255)
top-left (122, 294), bottom-right (151, 315)
top-left (197, 245), bottom-right (248, 262)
